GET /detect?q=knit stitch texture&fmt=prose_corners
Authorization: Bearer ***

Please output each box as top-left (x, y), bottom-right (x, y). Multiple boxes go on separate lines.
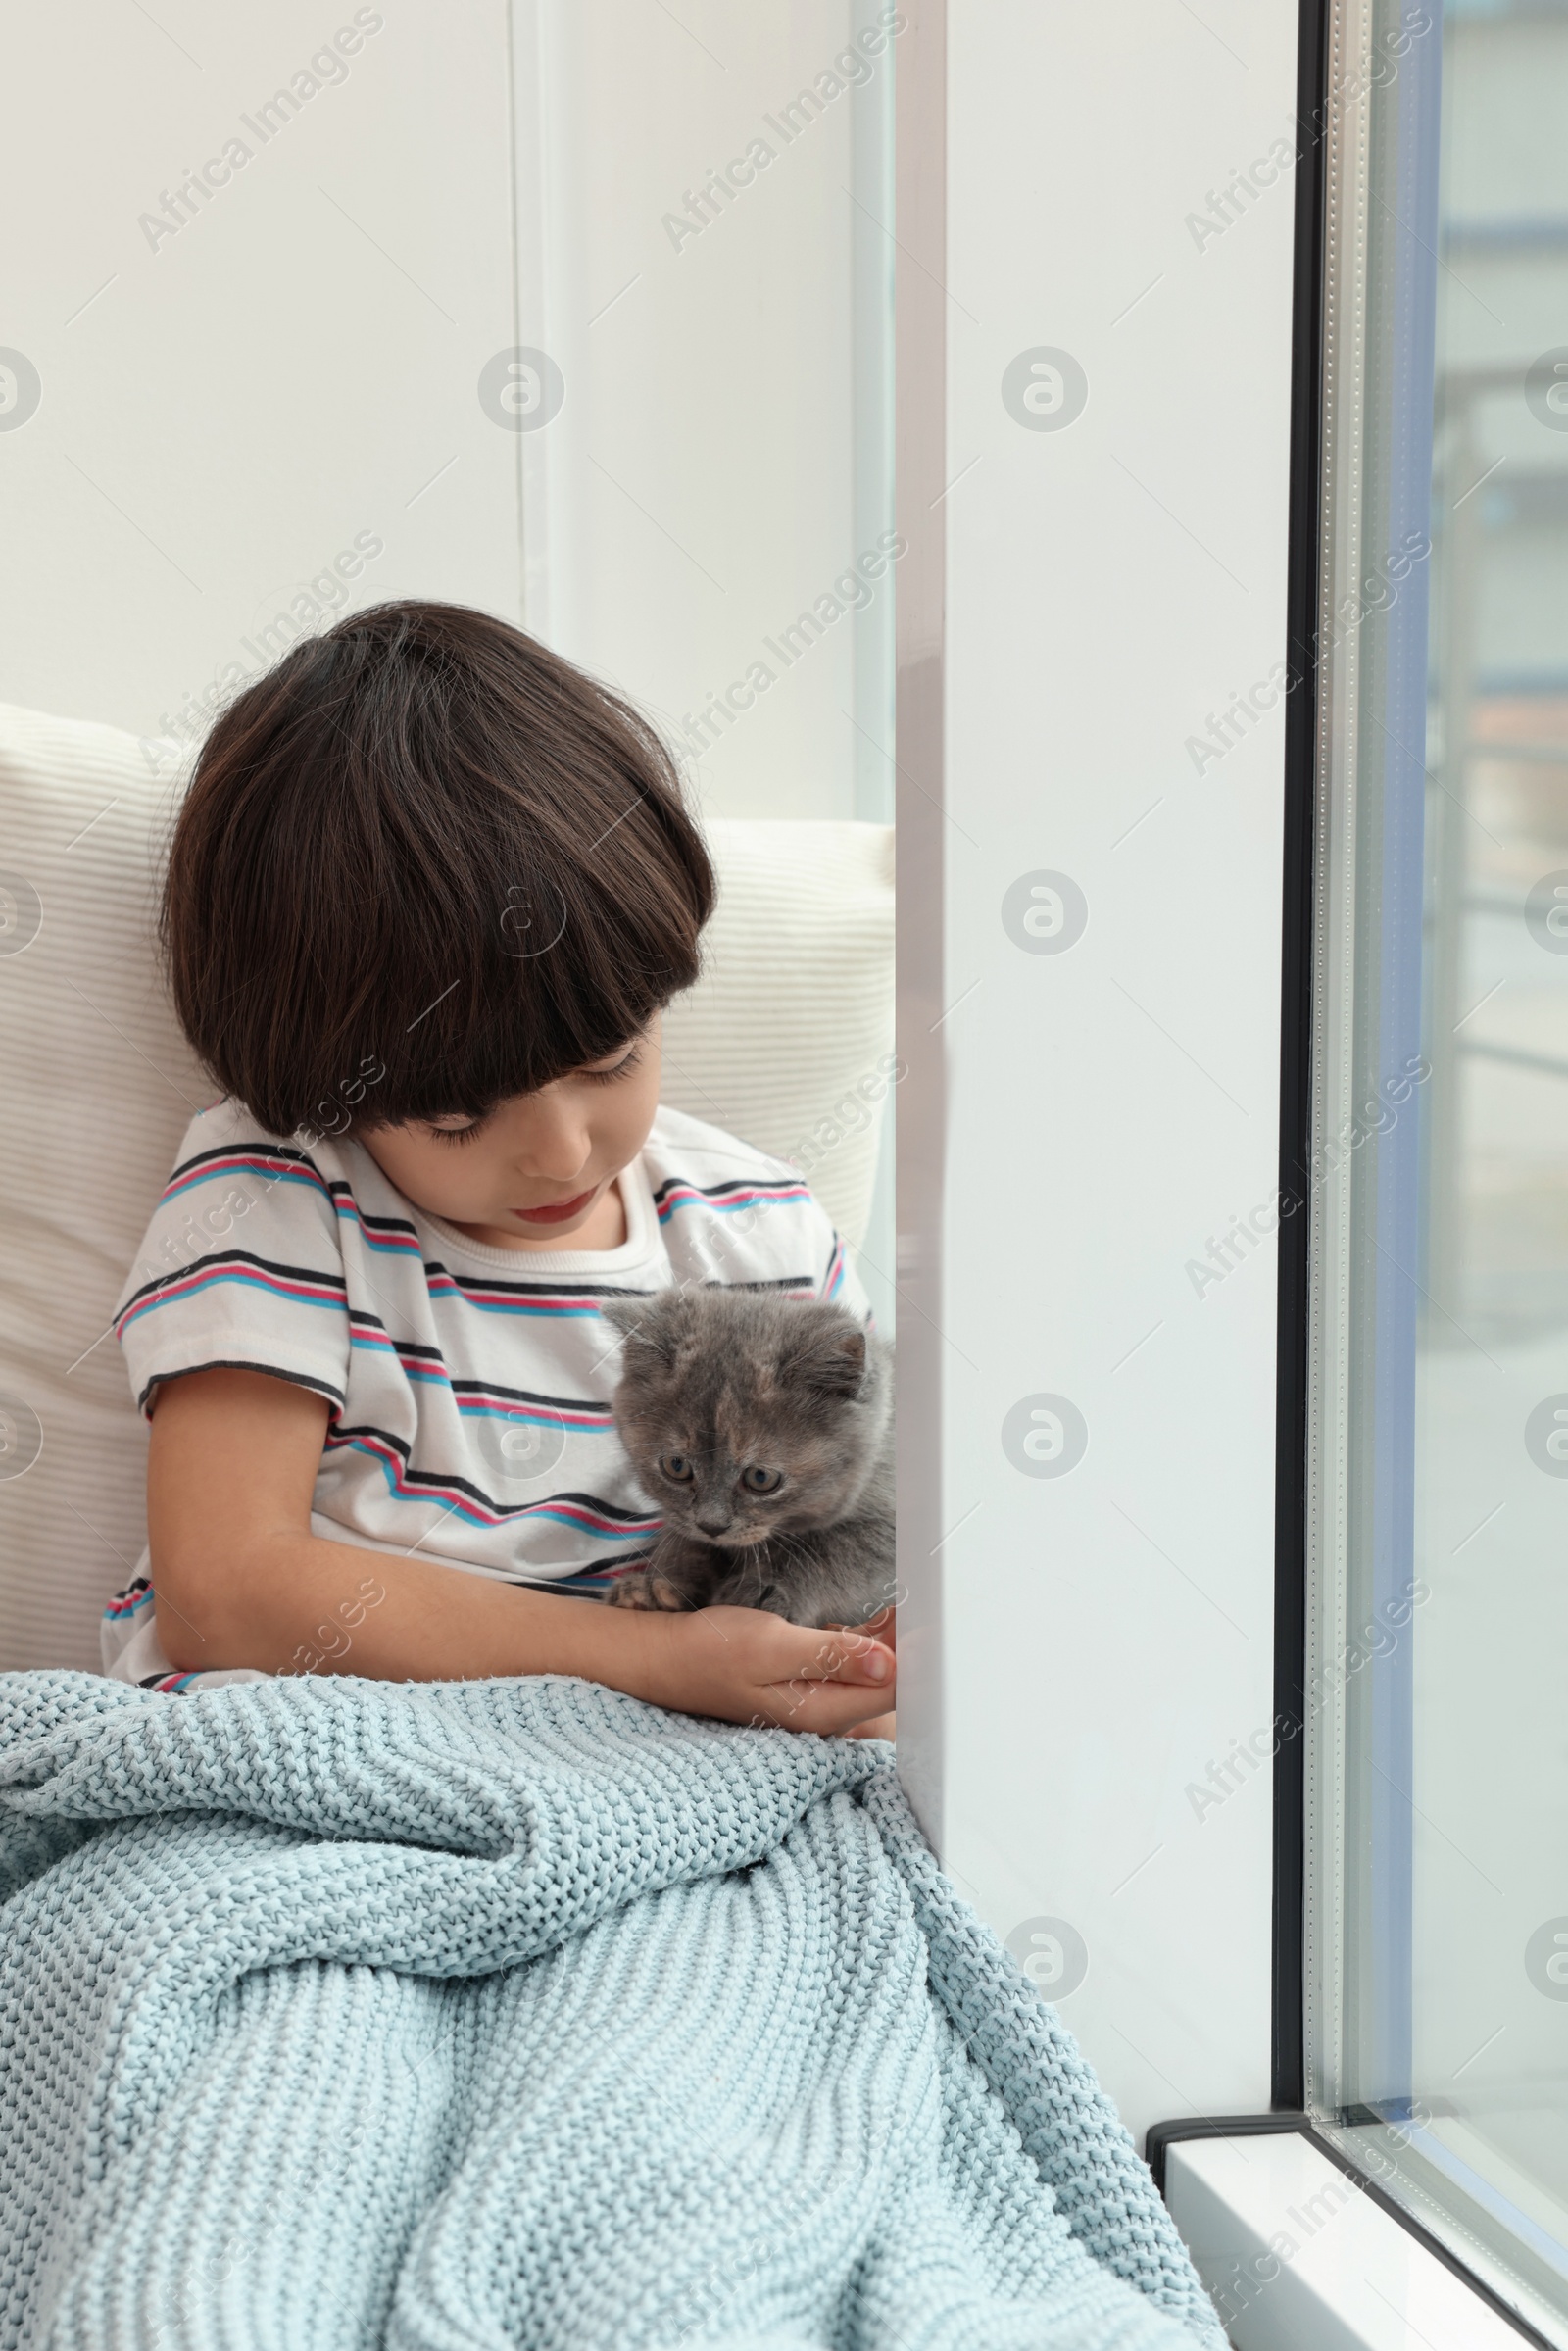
top-left (0, 1671), bottom-right (1226, 2350)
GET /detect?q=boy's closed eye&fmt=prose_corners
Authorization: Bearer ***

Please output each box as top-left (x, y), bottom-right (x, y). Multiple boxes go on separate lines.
top-left (358, 1021), bottom-right (662, 1253)
top-left (423, 1042), bottom-right (647, 1147)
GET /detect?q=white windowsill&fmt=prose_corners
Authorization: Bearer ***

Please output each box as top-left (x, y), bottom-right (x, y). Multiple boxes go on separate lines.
top-left (1164, 2131), bottom-right (1531, 2349)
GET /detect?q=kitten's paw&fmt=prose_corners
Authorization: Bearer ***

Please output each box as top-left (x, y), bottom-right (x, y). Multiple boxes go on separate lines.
top-left (607, 1573), bottom-right (687, 1611)
top-left (607, 1576), bottom-right (657, 1609)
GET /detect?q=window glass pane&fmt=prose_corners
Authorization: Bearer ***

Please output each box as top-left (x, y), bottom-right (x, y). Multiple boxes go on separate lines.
top-left (1307, 3), bottom-right (1568, 2339)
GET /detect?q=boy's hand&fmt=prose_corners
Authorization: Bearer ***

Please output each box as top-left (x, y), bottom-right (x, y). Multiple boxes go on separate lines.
top-left (826, 1604), bottom-right (896, 1741)
top-left (649, 1605), bottom-right (895, 1736)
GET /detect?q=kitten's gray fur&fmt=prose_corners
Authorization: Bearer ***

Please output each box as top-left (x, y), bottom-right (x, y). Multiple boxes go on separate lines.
top-left (601, 1287), bottom-right (894, 1629)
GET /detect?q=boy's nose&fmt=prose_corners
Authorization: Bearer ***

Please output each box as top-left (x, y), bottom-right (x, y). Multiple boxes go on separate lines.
top-left (517, 1151), bottom-right (591, 1184)
top-left (513, 1112), bottom-right (592, 1181)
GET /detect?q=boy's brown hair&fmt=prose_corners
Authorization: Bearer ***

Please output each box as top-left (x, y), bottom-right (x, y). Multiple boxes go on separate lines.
top-left (163, 601), bottom-right (714, 1138)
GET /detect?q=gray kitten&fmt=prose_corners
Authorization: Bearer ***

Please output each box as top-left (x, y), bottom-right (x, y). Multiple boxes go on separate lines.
top-left (601, 1287), bottom-right (895, 1628)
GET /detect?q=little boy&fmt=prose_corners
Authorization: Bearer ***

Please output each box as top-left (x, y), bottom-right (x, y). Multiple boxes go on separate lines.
top-left (103, 602), bottom-right (894, 1734)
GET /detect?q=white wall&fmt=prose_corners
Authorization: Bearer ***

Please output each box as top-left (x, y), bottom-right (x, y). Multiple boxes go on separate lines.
top-left (0, 0), bottom-right (892, 823)
top-left (0, 3), bottom-right (521, 749)
top-left (898, 0), bottom-right (1300, 2147)
top-left (513, 0), bottom-right (897, 824)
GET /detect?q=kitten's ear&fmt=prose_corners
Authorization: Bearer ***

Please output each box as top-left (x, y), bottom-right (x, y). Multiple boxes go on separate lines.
top-left (786, 1313), bottom-right (868, 1398)
top-left (601, 1293), bottom-right (682, 1363)
top-left (599, 1298), bottom-right (642, 1340)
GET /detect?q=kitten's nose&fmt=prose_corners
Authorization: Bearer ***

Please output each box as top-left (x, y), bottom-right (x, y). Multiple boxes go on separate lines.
top-left (695, 1509), bottom-right (733, 1539)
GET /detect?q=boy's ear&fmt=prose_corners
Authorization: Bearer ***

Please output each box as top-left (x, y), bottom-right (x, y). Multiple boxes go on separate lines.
top-left (785, 1311), bottom-right (867, 1398)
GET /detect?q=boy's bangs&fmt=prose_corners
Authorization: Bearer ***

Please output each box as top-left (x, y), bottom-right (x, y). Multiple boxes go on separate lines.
top-left (365, 889), bottom-right (678, 1129)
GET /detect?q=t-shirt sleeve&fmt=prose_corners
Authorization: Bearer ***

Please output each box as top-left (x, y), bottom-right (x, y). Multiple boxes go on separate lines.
top-left (114, 1110), bottom-right (351, 1417)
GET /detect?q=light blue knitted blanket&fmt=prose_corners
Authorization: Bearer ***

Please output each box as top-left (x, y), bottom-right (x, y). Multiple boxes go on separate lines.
top-left (0, 1671), bottom-right (1224, 2351)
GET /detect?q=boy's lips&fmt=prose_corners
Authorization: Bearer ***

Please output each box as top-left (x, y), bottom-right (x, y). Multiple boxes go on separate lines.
top-left (510, 1185), bottom-right (598, 1225)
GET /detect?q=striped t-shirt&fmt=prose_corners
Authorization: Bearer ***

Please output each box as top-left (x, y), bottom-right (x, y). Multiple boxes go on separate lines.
top-left (105, 1098), bottom-right (866, 1687)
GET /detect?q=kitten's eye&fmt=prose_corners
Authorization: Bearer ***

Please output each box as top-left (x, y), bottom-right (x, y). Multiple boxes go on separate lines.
top-left (659, 1453), bottom-right (694, 1484)
top-left (740, 1465), bottom-right (783, 1496)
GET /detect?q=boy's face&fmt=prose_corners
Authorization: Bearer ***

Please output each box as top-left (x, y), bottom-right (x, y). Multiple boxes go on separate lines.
top-left (361, 1017), bottom-right (662, 1251)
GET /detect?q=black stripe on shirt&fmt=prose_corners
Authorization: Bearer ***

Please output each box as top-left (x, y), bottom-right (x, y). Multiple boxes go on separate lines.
top-left (171, 1139), bottom-right (325, 1184)
top-left (426, 1265), bottom-right (672, 1300)
top-left (118, 1249), bottom-right (350, 1318)
top-left (450, 1377), bottom-right (614, 1415)
top-left (325, 1424), bottom-right (658, 1525)
top-left (707, 1274), bottom-right (818, 1296)
top-left (325, 1181), bottom-right (419, 1242)
top-left (648, 1173), bottom-right (808, 1207)
top-left (134, 1359), bottom-right (346, 1416)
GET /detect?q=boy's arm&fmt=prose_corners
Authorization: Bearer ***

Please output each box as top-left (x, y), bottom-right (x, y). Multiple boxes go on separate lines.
top-left (147, 1367), bottom-right (895, 1734)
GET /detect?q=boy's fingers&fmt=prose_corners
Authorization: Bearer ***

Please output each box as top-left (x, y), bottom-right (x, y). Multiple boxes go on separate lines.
top-left (756, 1679), bottom-right (894, 1736)
top-left (795, 1631), bottom-right (894, 1686)
top-left (684, 1607), bottom-right (895, 1732)
top-left (695, 1607), bottom-right (893, 1685)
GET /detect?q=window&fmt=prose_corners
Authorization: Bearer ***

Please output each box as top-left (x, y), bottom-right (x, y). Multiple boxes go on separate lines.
top-left (1305, 0), bottom-right (1568, 2338)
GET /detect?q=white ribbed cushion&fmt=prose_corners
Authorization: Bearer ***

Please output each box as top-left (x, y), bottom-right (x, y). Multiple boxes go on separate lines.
top-left (0, 705), bottom-right (208, 1671)
top-left (0, 703), bottom-right (893, 1671)
top-left (661, 819), bottom-right (895, 1249)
